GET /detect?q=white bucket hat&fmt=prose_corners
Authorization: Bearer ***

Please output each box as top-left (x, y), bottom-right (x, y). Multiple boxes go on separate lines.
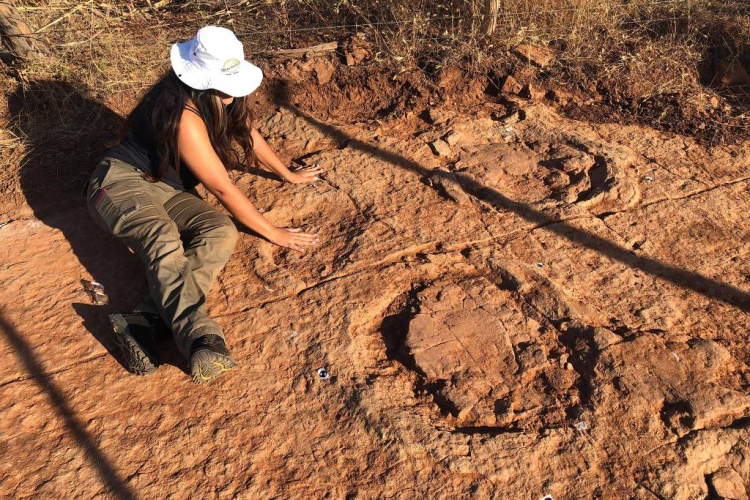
top-left (170, 26), bottom-right (263, 98)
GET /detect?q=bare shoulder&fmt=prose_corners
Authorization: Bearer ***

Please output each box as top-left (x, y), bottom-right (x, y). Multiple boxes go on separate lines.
top-left (179, 106), bottom-right (209, 142)
top-left (177, 102), bottom-right (224, 175)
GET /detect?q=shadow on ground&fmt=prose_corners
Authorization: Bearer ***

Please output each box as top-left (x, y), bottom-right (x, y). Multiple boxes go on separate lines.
top-left (0, 311), bottom-right (137, 500)
top-left (7, 79), bottom-right (185, 373)
top-left (267, 79), bottom-right (750, 311)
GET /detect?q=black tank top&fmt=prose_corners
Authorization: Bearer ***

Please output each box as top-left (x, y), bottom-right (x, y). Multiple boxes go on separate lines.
top-left (104, 105), bottom-right (200, 191)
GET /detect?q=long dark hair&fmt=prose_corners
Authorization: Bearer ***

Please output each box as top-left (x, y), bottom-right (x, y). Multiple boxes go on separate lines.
top-left (119, 69), bottom-right (256, 181)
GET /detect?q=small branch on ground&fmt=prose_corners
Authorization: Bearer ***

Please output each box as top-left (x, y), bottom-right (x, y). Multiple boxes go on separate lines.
top-left (35, 0), bottom-right (94, 33)
top-left (267, 42), bottom-right (338, 59)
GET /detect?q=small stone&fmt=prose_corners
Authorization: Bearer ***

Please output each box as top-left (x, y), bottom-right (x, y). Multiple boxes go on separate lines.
top-left (343, 36), bottom-right (372, 66)
top-left (591, 327), bottom-right (623, 350)
top-left (565, 363), bottom-right (574, 371)
top-left (709, 468), bottom-right (747, 500)
top-left (512, 44), bottom-right (557, 68)
top-left (430, 139), bottom-right (452, 157)
top-left (427, 108), bottom-right (456, 126)
top-left (501, 75), bottom-right (523, 94)
top-left (519, 84), bottom-right (546, 100)
top-left (312, 58), bottom-right (335, 86)
top-left (445, 131), bottom-right (464, 146)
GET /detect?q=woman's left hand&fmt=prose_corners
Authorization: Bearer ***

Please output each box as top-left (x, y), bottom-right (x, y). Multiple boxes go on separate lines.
top-left (285, 164), bottom-right (323, 184)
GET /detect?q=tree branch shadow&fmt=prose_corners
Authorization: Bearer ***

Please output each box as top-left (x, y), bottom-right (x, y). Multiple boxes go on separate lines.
top-left (268, 80), bottom-right (750, 311)
top-left (0, 311), bottom-right (137, 499)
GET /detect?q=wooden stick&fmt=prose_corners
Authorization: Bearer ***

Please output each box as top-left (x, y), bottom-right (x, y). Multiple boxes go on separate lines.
top-left (15, 6), bottom-right (69, 12)
top-left (483, 0), bottom-right (499, 35)
top-left (153, 0), bottom-right (174, 9)
top-left (36, 0), bottom-right (94, 33)
top-left (265, 41), bottom-right (338, 59)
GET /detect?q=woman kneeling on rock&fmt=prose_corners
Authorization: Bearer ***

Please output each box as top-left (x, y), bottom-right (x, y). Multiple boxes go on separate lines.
top-left (87, 26), bottom-right (321, 383)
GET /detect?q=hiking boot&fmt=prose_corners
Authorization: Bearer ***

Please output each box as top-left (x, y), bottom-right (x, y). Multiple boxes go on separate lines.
top-left (188, 334), bottom-right (237, 384)
top-left (108, 313), bottom-right (163, 375)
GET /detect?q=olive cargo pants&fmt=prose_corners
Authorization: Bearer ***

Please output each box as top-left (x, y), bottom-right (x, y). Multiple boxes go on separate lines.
top-left (87, 158), bottom-right (238, 356)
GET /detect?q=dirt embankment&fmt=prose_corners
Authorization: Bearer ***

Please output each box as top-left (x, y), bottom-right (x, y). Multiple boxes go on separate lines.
top-left (1, 59), bottom-right (749, 498)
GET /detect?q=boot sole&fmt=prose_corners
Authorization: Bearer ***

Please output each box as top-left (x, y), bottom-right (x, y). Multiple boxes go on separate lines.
top-left (108, 314), bottom-right (159, 375)
top-left (190, 349), bottom-right (237, 384)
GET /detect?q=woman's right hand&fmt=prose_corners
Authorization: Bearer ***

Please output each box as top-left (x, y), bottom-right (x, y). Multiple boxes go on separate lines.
top-left (268, 227), bottom-right (319, 252)
top-left (284, 164), bottom-right (323, 184)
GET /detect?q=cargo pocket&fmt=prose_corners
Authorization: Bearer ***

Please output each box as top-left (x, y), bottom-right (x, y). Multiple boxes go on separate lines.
top-left (91, 182), bottom-right (144, 235)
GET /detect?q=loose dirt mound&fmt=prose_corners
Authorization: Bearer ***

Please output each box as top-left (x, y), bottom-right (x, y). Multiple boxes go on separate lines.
top-left (1, 84), bottom-right (749, 498)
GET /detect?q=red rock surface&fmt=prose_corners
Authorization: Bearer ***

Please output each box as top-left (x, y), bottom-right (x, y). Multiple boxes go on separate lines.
top-left (1, 97), bottom-right (749, 498)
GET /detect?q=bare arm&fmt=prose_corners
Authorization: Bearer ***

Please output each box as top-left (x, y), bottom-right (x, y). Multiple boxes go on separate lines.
top-left (178, 110), bottom-right (318, 251)
top-left (251, 128), bottom-right (323, 184)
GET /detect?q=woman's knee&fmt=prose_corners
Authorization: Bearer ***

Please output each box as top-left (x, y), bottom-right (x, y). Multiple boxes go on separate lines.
top-left (131, 220), bottom-right (184, 264)
top-left (206, 215), bottom-right (239, 251)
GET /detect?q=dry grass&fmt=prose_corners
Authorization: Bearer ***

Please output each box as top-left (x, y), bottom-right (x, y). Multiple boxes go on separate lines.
top-left (0, 0), bottom-right (748, 208)
top-left (4, 1), bottom-right (749, 97)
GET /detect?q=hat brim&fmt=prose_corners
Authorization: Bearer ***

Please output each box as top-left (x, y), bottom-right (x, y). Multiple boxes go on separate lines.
top-left (170, 41), bottom-right (263, 98)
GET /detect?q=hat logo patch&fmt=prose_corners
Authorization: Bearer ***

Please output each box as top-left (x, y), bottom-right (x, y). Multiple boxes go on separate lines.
top-left (222, 58), bottom-right (240, 75)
